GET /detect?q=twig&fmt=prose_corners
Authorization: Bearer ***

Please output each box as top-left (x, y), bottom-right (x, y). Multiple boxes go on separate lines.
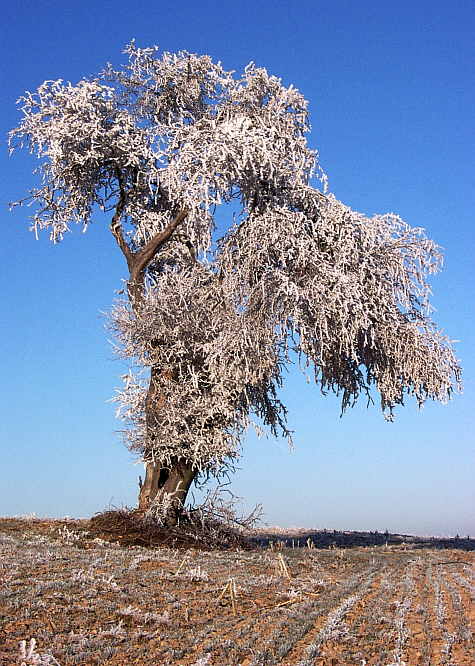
top-left (251, 589), bottom-right (321, 614)
top-left (217, 580), bottom-right (231, 602)
top-left (231, 578), bottom-right (237, 616)
top-left (277, 553), bottom-right (291, 578)
top-left (217, 578), bottom-right (238, 616)
top-left (174, 553), bottom-right (189, 575)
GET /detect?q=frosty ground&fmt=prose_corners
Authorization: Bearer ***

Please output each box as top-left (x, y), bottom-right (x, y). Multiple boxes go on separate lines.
top-left (0, 517), bottom-right (473, 665)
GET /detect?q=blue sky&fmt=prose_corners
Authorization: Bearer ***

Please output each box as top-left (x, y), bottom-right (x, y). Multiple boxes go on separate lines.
top-left (2, 0), bottom-right (474, 536)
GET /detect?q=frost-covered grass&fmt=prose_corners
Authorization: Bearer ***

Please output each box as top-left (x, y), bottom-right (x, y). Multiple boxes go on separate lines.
top-left (0, 518), bottom-right (473, 665)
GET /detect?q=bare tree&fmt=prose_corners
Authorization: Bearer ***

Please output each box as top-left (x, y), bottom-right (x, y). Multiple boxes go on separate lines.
top-left (10, 43), bottom-right (461, 525)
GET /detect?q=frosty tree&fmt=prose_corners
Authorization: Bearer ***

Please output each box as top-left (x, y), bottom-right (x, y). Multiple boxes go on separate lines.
top-left (10, 43), bottom-right (461, 525)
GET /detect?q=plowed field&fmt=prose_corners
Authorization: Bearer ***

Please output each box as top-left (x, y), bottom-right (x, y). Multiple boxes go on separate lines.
top-left (0, 518), bottom-right (473, 665)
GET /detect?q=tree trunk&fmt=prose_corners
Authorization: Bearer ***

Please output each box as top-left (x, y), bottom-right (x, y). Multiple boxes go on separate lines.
top-left (138, 360), bottom-right (199, 526)
top-left (138, 458), bottom-right (197, 525)
top-left (109, 209), bottom-right (194, 526)
top-left (137, 364), bottom-right (196, 525)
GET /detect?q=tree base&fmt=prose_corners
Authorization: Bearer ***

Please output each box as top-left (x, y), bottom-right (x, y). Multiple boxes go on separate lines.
top-left (138, 458), bottom-right (196, 526)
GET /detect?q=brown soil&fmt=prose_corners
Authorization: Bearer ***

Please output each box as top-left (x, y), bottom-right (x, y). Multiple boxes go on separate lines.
top-left (0, 517), bottom-right (473, 665)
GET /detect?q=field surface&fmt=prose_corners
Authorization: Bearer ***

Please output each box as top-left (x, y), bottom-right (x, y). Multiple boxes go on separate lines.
top-left (0, 518), bottom-right (473, 665)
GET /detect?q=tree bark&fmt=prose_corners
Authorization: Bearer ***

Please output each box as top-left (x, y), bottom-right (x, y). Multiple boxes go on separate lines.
top-left (138, 458), bottom-right (197, 525)
top-left (136, 364), bottom-right (197, 525)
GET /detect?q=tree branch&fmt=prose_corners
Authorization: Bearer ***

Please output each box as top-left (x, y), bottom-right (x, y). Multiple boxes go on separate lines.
top-left (108, 165), bottom-right (189, 307)
top-left (110, 170), bottom-right (134, 269)
top-left (110, 216), bottom-right (134, 269)
top-left (126, 208), bottom-right (189, 310)
top-left (130, 208), bottom-right (189, 281)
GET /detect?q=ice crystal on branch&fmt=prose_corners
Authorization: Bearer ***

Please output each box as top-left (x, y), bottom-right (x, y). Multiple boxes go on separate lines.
top-left (10, 42), bottom-right (461, 488)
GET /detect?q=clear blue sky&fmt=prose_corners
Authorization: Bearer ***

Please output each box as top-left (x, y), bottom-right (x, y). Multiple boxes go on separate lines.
top-left (2, 0), bottom-right (474, 536)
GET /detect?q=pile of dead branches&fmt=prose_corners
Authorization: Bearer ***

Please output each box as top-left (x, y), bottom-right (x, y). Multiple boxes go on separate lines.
top-left (89, 491), bottom-right (260, 550)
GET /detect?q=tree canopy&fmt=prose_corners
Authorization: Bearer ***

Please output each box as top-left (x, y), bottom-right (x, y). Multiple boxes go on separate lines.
top-left (10, 43), bottom-right (461, 508)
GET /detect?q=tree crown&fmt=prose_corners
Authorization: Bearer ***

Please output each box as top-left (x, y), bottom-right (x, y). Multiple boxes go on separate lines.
top-left (10, 43), bottom-right (461, 474)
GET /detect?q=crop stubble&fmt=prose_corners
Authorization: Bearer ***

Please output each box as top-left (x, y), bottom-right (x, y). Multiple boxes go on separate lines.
top-left (0, 518), bottom-right (473, 665)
